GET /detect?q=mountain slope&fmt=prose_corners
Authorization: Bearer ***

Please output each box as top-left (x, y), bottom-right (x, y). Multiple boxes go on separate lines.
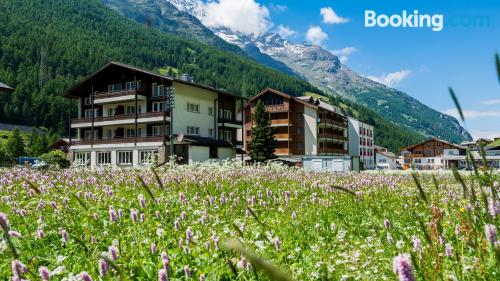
top-left (0, 0), bottom-right (427, 152)
top-left (166, 0), bottom-right (471, 143)
top-left (0, 0), bottom-right (317, 132)
top-left (101, 0), bottom-right (298, 76)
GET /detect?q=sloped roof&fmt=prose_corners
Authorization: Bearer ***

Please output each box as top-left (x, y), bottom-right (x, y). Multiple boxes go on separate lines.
top-left (64, 61), bottom-right (241, 98)
top-left (402, 138), bottom-right (464, 151)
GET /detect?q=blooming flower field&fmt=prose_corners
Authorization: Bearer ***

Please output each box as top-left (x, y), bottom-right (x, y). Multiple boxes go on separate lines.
top-left (0, 163), bottom-right (499, 280)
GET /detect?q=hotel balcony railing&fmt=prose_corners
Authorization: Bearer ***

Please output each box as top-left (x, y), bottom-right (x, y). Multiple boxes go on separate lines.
top-left (217, 118), bottom-right (243, 125)
top-left (318, 119), bottom-right (348, 128)
top-left (266, 104), bottom-right (289, 112)
top-left (72, 111), bottom-right (168, 124)
top-left (71, 135), bottom-right (165, 145)
top-left (93, 88), bottom-right (145, 100)
top-left (318, 133), bottom-right (348, 141)
top-left (318, 148), bottom-right (349, 155)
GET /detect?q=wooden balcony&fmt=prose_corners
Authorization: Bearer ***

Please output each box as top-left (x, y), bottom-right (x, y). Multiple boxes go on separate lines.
top-left (318, 119), bottom-right (348, 128)
top-left (218, 118), bottom-right (243, 126)
top-left (318, 133), bottom-right (347, 141)
top-left (93, 89), bottom-right (146, 104)
top-left (271, 119), bottom-right (290, 126)
top-left (266, 104), bottom-right (289, 112)
top-left (71, 136), bottom-right (165, 146)
top-left (72, 112), bottom-right (168, 125)
top-left (275, 133), bottom-right (292, 140)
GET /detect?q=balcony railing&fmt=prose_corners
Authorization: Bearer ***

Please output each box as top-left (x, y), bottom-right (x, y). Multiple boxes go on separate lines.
top-left (72, 112), bottom-right (168, 124)
top-left (266, 104), bottom-right (289, 112)
top-left (318, 148), bottom-right (348, 155)
top-left (93, 88), bottom-right (145, 100)
top-left (71, 135), bottom-right (165, 145)
top-left (318, 119), bottom-right (348, 128)
top-left (218, 118), bottom-right (243, 125)
top-left (318, 133), bottom-right (347, 141)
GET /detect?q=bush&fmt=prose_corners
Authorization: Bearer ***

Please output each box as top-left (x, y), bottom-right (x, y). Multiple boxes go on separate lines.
top-left (39, 150), bottom-right (70, 169)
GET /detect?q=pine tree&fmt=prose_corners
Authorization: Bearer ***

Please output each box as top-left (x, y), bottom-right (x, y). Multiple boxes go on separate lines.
top-left (6, 129), bottom-right (26, 161)
top-left (248, 100), bottom-right (276, 162)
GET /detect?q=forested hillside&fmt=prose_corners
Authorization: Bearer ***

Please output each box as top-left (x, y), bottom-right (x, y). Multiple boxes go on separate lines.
top-left (0, 0), bottom-right (422, 152)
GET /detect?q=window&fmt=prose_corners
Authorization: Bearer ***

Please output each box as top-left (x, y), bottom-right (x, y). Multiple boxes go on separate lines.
top-left (107, 108), bottom-right (115, 116)
top-left (126, 81), bottom-right (138, 90)
top-left (117, 151), bottom-right (133, 165)
top-left (84, 130), bottom-right (98, 140)
top-left (224, 130), bottom-right (232, 141)
top-left (187, 103), bottom-right (200, 113)
top-left (208, 128), bottom-right (214, 137)
top-left (187, 126), bottom-right (200, 135)
top-left (74, 152), bottom-right (90, 166)
top-left (209, 147), bottom-right (218, 159)
top-left (105, 129), bottom-right (113, 139)
top-left (107, 83), bottom-right (123, 92)
top-left (152, 84), bottom-right (165, 97)
top-left (97, 152), bottom-right (111, 166)
top-left (414, 159), bottom-right (422, 164)
top-left (126, 128), bottom-right (135, 138)
top-left (140, 150), bottom-right (158, 165)
top-left (152, 125), bottom-right (162, 136)
top-left (84, 109), bottom-right (99, 119)
top-left (126, 106), bottom-right (135, 114)
top-left (152, 102), bottom-right (164, 112)
top-left (223, 110), bottom-right (232, 120)
top-left (84, 96), bottom-right (93, 105)
top-left (208, 107), bottom-right (214, 116)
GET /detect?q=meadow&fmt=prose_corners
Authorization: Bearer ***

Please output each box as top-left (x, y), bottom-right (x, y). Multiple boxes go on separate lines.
top-left (0, 162), bottom-right (499, 281)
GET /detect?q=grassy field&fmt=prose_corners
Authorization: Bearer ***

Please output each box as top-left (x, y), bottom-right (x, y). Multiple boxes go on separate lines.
top-left (0, 163), bottom-right (499, 280)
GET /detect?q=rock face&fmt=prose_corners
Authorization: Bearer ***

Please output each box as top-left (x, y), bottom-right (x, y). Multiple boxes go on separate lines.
top-left (104, 0), bottom-right (472, 142)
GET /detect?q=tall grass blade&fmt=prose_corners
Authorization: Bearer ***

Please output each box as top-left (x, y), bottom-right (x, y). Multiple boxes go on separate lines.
top-left (411, 173), bottom-right (427, 203)
top-left (224, 240), bottom-right (295, 281)
top-left (449, 87), bottom-right (465, 123)
top-left (24, 179), bottom-right (41, 194)
top-left (137, 176), bottom-right (155, 200)
top-left (495, 51), bottom-right (500, 83)
top-left (452, 167), bottom-right (468, 199)
top-left (151, 168), bottom-right (164, 190)
top-left (330, 185), bottom-right (356, 196)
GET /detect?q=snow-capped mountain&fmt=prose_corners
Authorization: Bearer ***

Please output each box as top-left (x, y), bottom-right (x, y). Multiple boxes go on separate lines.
top-left (164, 0), bottom-right (471, 142)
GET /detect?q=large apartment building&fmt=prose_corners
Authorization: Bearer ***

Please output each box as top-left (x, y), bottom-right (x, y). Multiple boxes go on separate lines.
top-left (243, 88), bottom-right (349, 163)
top-left (348, 118), bottom-right (375, 169)
top-left (64, 62), bottom-right (243, 168)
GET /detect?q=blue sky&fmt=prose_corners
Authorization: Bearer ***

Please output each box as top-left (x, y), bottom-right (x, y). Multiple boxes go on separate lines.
top-left (201, 0), bottom-right (499, 140)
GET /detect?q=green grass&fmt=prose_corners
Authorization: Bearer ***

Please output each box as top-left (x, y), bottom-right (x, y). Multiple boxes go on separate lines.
top-left (0, 163), bottom-right (499, 280)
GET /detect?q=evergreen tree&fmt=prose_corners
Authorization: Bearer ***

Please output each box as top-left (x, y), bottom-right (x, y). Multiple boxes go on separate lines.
top-left (5, 129), bottom-right (26, 161)
top-left (248, 100), bottom-right (276, 162)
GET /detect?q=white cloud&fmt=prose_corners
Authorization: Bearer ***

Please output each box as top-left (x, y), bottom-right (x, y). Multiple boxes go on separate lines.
top-left (483, 99), bottom-right (500, 105)
top-left (320, 7), bottom-right (349, 24)
top-left (470, 130), bottom-right (500, 140)
top-left (444, 109), bottom-right (500, 119)
top-left (269, 3), bottom-right (287, 12)
top-left (305, 26), bottom-right (328, 45)
top-left (276, 25), bottom-right (296, 38)
top-left (331, 47), bottom-right (358, 63)
top-left (366, 70), bottom-right (411, 87)
top-left (199, 0), bottom-right (271, 36)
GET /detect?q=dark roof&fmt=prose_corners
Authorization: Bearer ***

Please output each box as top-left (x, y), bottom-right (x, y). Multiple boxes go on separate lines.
top-left (401, 138), bottom-right (464, 151)
top-left (64, 61), bottom-right (243, 99)
top-left (180, 135), bottom-right (234, 148)
top-left (0, 123), bottom-right (44, 133)
top-left (245, 88), bottom-right (326, 111)
top-left (0, 81), bottom-right (14, 93)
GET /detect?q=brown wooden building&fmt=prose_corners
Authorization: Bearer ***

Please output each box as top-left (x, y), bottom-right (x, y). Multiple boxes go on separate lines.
top-left (244, 88), bottom-right (348, 158)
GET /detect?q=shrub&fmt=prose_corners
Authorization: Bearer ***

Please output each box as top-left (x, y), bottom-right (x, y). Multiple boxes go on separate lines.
top-left (39, 150), bottom-right (70, 169)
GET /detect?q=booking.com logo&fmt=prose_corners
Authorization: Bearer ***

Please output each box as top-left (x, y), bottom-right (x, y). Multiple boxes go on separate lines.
top-left (365, 10), bottom-right (491, 32)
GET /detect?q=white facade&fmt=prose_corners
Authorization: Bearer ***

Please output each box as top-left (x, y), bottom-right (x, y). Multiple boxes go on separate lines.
top-left (304, 106), bottom-right (318, 156)
top-left (348, 118), bottom-right (374, 170)
top-left (68, 63), bottom-right (242, 168)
